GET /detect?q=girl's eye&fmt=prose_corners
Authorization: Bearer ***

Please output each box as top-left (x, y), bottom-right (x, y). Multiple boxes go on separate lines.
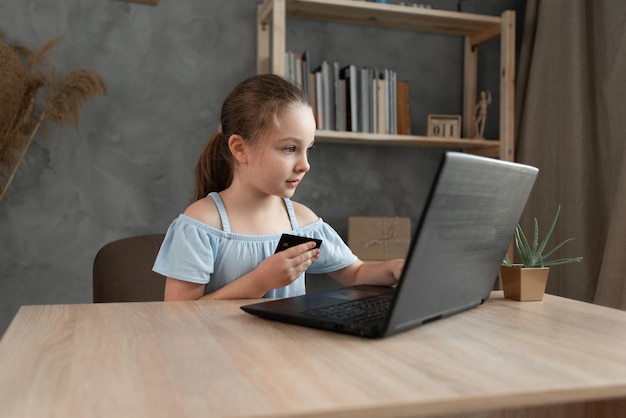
top-left (307, 144), bottom-right (315, 153)
top-left (284, 146), bottom-right (296, 153)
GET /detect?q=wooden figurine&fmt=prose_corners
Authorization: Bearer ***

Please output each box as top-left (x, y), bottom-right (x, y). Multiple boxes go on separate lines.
top-left (473, 90), bottom-right (491, 138)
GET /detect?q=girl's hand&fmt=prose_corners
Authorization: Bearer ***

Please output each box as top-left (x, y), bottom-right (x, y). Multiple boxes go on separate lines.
top-left (255, 241), bottom-right (320, 291)
top-left (388, 258), bottom-right (405, 285)
top-left (165, 241), bottom-right (320, 301)
top-left (328, 258), bottom-right (405, 288)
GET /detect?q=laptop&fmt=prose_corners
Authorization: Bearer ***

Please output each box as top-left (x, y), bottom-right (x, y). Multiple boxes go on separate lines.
top-left (241, 152), bottom-right (538, 338)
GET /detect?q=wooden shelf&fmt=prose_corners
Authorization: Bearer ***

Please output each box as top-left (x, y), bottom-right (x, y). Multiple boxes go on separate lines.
top-left (258, 0), bottom-right (502, 46)
top-left (315, 130), bottom-right (499, 154)
top-left (257, 0), bottom-right (515, 161)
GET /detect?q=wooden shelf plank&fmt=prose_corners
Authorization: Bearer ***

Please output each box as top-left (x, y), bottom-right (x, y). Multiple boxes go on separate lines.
top-left (314, 130), bottom-right (500, 151)
top-left (259, 0), bottom-right (501, 42)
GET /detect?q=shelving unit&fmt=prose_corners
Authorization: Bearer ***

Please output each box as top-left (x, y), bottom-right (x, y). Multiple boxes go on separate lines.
top-left (256, 0), bottom-right (515, 161)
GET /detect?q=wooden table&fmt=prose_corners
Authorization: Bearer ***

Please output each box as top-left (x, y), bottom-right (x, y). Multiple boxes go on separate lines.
top-left (1, 291), bottom-right (626, 417)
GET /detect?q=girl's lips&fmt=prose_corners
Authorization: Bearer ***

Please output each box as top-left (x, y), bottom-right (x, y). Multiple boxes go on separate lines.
top-left (287, 179), bottom-right (300, 187)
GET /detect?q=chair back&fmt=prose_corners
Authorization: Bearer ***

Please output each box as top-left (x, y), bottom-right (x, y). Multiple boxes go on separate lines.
top-left (93, 234), bottom-right (166, 303)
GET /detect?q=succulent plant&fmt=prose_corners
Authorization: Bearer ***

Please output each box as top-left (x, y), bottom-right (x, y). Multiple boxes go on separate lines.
top-left (503, 205), bottom-right (583, 268)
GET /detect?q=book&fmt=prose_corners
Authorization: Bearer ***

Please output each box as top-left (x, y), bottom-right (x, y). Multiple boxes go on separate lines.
top-left (396, 81), bottom-right (410, 135)
top-left (333, 62), bottom-right (347, 131)
top-left (309, 72), bottom-right (317, 126)
top-left (371, 67), bottom-right (380, 133)
top-left (333, 62), bottom-right (343, 131)
top-left (294, 52), bottom-right (302, 88)
top-left (321, 61), bottom-right (334, 130)
top-left (360, 67), bottom-right (371, 133)
top-left (383, 68), bottom-right (397, 134)
top-left (384, 69), bottom-right (391, 134)
top-left (337, 78), bottom-right (347, 131)
top-left (340, 64), bottom-right (359, 132)
top-left (315, 70), bottom-right (324, 129)
top-left (302, 50), bottom-right (311, 103)
top-left (390, 69), bottom-right (397, 134)
top-left (285, 51), bottom-right (294, 84)
top-left (377, 74), bottom-right (387, 134)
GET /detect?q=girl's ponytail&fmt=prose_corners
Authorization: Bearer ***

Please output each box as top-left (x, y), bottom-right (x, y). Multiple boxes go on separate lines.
top-left (192, 130), bottom-right (232, 202)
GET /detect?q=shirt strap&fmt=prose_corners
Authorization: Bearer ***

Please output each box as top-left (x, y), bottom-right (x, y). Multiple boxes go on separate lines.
top-left (284, 198), bottom-right (299, 230)
top-left (208, 192), bottom-right (231, 233)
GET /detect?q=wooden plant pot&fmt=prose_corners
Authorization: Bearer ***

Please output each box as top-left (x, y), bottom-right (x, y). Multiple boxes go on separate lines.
top-left (500, 265), bottom-right (550, 301)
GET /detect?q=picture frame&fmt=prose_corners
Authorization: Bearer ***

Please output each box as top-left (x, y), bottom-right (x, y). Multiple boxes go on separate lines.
top-left (427, 114), bottom-right (462, 138)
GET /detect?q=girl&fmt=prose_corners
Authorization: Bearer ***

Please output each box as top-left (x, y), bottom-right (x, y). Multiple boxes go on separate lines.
top-left (153, 74), bottom-right (404, 301)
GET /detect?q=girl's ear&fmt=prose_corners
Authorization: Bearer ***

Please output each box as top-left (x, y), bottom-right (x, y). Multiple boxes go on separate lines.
top-left (228, 134), bottom-right (248, 164)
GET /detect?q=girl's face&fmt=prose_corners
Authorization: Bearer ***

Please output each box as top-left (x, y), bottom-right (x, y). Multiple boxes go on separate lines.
top-left (243, 105), bottom-right (316, 199)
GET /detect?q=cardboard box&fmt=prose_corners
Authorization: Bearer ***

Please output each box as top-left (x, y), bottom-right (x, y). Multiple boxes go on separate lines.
top-left (348, 216), bottom-right (411, 261)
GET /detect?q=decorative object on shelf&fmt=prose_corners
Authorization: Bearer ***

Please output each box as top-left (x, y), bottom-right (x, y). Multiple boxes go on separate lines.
top-left (0, 32), bottom-right (107, 201)
top-left (500, 205), bottom-right (583, 301)
top-left (427, 114), bottom-right (461, 138)
top-left (473, 90), bottom-right (491, 138)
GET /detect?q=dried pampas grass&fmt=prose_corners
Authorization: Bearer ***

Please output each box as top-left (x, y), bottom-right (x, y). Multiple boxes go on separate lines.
top-left (0, 32), bottom-right (107, 201)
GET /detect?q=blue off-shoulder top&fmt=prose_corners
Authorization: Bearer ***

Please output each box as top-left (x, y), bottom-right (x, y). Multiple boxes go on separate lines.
top-left (153, 192), bottom-right (357, 298)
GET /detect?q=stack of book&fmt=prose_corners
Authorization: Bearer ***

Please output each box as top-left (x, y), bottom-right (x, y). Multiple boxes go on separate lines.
top-left (285, 52), bottom-right (410, 135)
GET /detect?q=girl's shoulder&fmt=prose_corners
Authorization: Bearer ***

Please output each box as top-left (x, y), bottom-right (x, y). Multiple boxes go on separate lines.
top-left (183, 197), bottom-right (222, 229)
top-left (291, 200), bottom-right (319, 228)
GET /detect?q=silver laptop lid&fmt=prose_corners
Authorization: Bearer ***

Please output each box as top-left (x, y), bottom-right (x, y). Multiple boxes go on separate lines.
top-left (386, 152), bottom-right (538, 335)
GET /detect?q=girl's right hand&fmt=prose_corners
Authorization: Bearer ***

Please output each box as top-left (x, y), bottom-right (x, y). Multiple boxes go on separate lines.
top-left (255, 241), bottom-right (320, 291)
top-left (168, 241), bottom-right (321, 301)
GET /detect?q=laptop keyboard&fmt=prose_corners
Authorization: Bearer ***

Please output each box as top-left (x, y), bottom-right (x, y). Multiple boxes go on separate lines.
top-left (303, 294), bottom-right (394, 324)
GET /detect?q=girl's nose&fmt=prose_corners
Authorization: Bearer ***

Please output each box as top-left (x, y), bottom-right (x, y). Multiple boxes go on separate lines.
top-left (296, 154), bottom-right (310, 173)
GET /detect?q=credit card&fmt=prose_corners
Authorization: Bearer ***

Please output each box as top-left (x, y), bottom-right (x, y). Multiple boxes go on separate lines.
top-left (275, 233), bottom-right (322, 253)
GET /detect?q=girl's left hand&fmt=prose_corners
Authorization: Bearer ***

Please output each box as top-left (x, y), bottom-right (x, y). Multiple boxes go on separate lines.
top-left (389, 259), bottom-right (405, 285)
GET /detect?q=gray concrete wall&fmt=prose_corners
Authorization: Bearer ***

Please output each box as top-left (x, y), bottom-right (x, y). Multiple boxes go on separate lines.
top-left (0, 0), bottom-right (525, 335)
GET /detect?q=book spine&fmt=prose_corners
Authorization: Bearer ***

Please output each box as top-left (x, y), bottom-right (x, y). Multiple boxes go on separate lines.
top-left (396, 81), bottom-right (410, 135)
top-left (310, 72), bottom-right (317, 125)
top-left (360, 67), bottom-right (370, 133)
top-left (315, 71), bottom-right (324, 129)
top-left (379, 73), bottom-right (387, 134)
top-left (321, 61), bottom-right (334, 131)
top-left (301, 51), bottom-right (309, 102)
top-left (333, 62), bottom-right (342, 131)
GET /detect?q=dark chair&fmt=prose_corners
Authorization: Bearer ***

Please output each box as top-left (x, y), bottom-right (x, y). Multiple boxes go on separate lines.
top-left (93, 234), bottom-right (166, 303)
